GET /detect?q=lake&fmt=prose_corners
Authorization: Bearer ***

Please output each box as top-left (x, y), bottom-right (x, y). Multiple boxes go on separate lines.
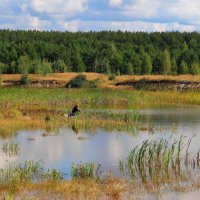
top-left (0, 106), bottom-right (200, 199)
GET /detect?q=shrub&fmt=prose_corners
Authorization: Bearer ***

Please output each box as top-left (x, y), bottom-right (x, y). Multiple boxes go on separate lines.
top-left (108, 74), bottom-right (116, 81)
top-left (66, 74), bottom-right (87, 88)
top-left (44, 114), bottom-right (50, 121)
top-left (20, 74), bottom-right (29, 85)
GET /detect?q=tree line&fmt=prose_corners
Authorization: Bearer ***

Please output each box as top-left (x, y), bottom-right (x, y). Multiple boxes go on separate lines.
top-left (0, 29), bottom-right (200, 75)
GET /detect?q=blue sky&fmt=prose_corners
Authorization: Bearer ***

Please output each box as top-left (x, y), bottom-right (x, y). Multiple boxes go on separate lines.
top-left (0, 0), bottom-right (200, 32)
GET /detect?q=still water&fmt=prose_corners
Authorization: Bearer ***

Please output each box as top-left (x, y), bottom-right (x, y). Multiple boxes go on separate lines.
top-left (1, 106), bottom-right (200, 178)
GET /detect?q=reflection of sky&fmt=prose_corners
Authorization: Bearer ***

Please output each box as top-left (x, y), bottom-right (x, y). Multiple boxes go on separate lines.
top-left (143, 190), bottom-right (200, 200)
top-left (0, 106), bottom-right (199, 179)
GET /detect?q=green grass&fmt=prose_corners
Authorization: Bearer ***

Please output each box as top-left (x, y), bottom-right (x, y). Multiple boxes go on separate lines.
top-left (1, 88), bottom-right (200, 111)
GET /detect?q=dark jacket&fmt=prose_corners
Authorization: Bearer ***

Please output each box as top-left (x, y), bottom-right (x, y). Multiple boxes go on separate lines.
top-left (72, 106), bottom-right (80, 113)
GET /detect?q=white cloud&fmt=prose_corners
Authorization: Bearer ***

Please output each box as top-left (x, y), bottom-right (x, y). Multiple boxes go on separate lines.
top-left (58, 20), bottom-right (80, 32)
top-left (0, 14), bottom-right (51, 30)
top-left (109, 0), bottom-right (123, 7)
top-left (109, 0), bottom-right (200, 25)
top-left (166, 0), bottom-right (200, 24)
top-left (57, 19), bottom-right (197, 32)
top-left (0, 0), bottom-right (200, 32)
top-left (30, 0), bottom-right (87, 18)
top-left (111, 0), bottom-right (160, 19)
top-left (21, 3), bottom-right (28, 12)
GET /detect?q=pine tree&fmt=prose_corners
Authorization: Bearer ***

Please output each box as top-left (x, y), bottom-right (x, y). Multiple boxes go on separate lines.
top-left (171, 57), bottom-right (177, 75)
top-left (140, 53), bottom-right (152, 75)
top-left (18, 55), bottom-right (30, 74)
top-left (162, 49), bottom-right (171, 75)
top-left (190, 62), bottom-right (199, 75)
top-left (179, 60), bottom-right (189, 74)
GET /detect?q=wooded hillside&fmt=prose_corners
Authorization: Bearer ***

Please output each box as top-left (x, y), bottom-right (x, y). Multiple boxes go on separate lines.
top-left (0, 30), bottom-right (200, 75)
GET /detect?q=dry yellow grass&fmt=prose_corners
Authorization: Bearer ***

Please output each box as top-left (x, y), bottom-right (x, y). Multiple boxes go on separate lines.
top-left (0, 73), bottom-right (108, 82)
top-left (1, 176), bottom-right (200, 200)
top-left (116, 74), bottom-right (200, 82)
top-left (1, 73), bottom-right (200, 88)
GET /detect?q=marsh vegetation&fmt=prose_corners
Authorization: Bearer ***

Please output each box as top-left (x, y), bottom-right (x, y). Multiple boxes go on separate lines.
top-left (0, 85), bottom-right (200, 199)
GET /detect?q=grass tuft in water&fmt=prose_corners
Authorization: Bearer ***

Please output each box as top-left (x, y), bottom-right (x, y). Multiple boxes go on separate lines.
top-left (2, 140), bottom-right (19, 156)
top-left (119, 135), bottom-right (199, 184)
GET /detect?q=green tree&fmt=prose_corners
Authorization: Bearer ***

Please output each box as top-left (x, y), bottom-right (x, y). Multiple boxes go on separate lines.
top-left (0, 62), bottom-right (5, 74)
top-left (124, 62), bottom-right (134, 75)
top-left (162, 49), bottom-right (171, 75)
top-left (190, 62), bottom-right (199, 75)
top-left (140, 53), bottom-right (152, 75)
top-left (179, 60), bottom-right (189, 74)
top-left (171, 57), bottom-right (177, 75)
top-left (18, 55), bottom-right (30, 74)
top-left (52, 59), bottom-right (68, 72)
top-left (34, 60), bottom-right (52, 75)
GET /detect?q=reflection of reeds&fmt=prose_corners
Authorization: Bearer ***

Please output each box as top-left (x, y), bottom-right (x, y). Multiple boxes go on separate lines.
top-left (119, 135), bottom-right (199, 184)
top-left (2, 140), bottom-right (19, 156)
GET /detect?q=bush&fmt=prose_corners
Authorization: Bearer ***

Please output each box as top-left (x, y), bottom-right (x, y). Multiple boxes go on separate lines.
top-left (66, 74), bottom-right (87, 88)
top-left (108, 74), bottom-right (116, 80)
top-left (20, 74), bottom-right (29, 85)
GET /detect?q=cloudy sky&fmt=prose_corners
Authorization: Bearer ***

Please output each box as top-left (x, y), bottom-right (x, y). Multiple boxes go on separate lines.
top-left (0, 0), bottom-right (200, 32)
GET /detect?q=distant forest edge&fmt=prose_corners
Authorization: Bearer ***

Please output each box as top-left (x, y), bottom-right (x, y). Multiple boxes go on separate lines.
top-left (1, 30), bottom-right (200, 75)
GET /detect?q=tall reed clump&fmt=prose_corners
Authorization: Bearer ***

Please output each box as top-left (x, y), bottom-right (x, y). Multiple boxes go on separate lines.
top-left (119, 135), bottom-right (199, 184)
top-left (71, 162), bottom-right (102, 180)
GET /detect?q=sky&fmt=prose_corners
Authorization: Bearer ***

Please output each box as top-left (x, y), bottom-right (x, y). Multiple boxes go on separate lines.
top-left (0, 0), bottom-right (200, 32)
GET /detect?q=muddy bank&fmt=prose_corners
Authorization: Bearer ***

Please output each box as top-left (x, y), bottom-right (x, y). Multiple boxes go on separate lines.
top-left (116, 80), bottom-right (200, 91)
top-left (2, 78), bottom-right (200, 91)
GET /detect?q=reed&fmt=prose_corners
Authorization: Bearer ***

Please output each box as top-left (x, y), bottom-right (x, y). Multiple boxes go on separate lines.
top-left (119, 135), bottom-right (199, 184)
top-left (71, 162), bottom-right (96, 179)
top-left (2, 140), bottom-right (19, 156)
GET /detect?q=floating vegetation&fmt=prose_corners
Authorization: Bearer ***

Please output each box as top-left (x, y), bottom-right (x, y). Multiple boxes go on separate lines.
top-left (2, 140), bottom-right (19, 156)
top-left (119, 135), bottom-right (200, 184)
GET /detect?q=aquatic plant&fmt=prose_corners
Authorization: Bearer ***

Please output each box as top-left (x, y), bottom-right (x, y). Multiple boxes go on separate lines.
top-left (41, 169), bottom-right (64, 182)
top-left (70, 162), bottom-right (104, 180)
top-left (2, 140), bottom-right (19, 156)
top-left (71, 162), bottom-right (95, 179)
top-left (119, 135), bottom-right (199, 183)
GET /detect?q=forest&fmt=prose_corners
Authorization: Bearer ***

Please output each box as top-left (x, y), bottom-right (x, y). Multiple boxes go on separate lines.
top-left (0, 29), bottom-right (200, 75)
